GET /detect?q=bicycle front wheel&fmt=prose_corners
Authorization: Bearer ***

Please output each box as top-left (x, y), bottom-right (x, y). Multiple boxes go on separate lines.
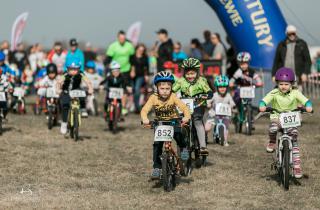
top-left (245, 105), bottom-right (252, 136)
top-left (282, 140), bottom-right (290, 190)
top-left (161, 152), bottom-right (175, 192)
top-left (73, 109), bottom-right (79, 141)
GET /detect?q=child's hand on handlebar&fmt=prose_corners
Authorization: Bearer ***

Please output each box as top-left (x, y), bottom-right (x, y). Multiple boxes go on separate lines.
top-left (259, 106), bottom-right (266, 112)
top-left (306, 107), bottom-right (313, 113)
top-left (142, 119), bottom-right (150, 125)
top-left (181, 117), bottom-right (189, 125)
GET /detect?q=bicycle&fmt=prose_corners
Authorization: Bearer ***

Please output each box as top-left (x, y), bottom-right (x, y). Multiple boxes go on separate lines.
top-left (180, 94), bottom-right (208, 168)
top-left (211, 103), bottom-right (232, 146)
top-left (233, 86), bottom-right (255, 135)
top-left (12, 86), bottom-right (26, 114)
top-left (255, 107), bottom-right (312, 190)
top-left (45, 87), bottom-right (59, 130)
top-left (143, 120), bottom-right (187, 192)
top-left (67, 89), bottom-right (86, 141)
top-left (106, 88), bottom-right (123, 134)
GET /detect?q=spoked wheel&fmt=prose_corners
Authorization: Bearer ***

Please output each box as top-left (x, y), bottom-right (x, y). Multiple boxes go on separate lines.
top-left (73, 109), bottom-right (79, 141)
top-left (180, 127), bottom-right (192, 176)
top-left (48, 110), bottom-right (53, 130)
top-left (245, 105), bottom-right (252, 136)
top-left (0, 114), bottom-right (3, 136)
top-left (112, 105), bottom-right (118, 134)
top-left (93, 98), bottom-right (99, 116)
top-left (234, 115), bottom-right (242, 133)
top-left (218, 126), bottom-right (225, 146)
top-left (161, 152), bottom-right (176, 192)
top-left (281, 140), bottom-right (290, 190)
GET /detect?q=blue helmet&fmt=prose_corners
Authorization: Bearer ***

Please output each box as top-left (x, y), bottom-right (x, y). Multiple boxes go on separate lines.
top-left (154, 71), bottom-right (175, 85)
top-left (66, 57), bottom-right (82, 69)
top-left (86, 60), bottom-right (96, 69)
top-left (0, 51), bottom-right (5, 61)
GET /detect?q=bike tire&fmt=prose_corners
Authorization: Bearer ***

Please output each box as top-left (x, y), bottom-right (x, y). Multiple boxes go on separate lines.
top-left (48, 110), bottom-right (53, 130)
top-left (73, 109), bottom-right (79, 141)
top-left (161, 152), bottom-right (175, 192)
top-left (93, 98), bottom-right (99, 116)
top-left (112, 104), bottom-right (118, 134)
top-left (180, 127), bottom-right (191, 176)
top-left (282, 140), bottom-right (290, 190)
top-left (245, 105), bottom-right (252, 136)
top-left (0, 115), bottom-right (2, 135)
top-left (218, 125), bottom-right (225, 146)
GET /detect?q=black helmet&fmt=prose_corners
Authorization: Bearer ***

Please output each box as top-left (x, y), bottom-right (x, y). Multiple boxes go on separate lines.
top-left (46, 63), bottom-right (58, 75)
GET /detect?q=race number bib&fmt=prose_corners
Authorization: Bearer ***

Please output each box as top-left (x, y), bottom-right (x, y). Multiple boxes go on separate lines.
top-left (108, 88), bottom-right (124, 99)
top-left (178, 98), bottom-right (194, 114)
top-left (154, 125), bottom-right (174, 142)
top-left (46, 88), bottom-right (59, 98)
top-left (279, 112), bottom-right (301, 128)
top-left (13, 87), bottom-right (25, 97)
top-left (0, 92), bottom-right (6, 102)
top-left (69, 90), bottom-right (86, 98)
top-left (215, 103), bottom-right (232, 116)
top-left (240, 87), bottom-right (255, 98)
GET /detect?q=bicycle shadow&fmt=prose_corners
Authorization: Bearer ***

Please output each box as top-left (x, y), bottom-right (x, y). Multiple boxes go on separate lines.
top-left (1, 127), bottom-right (14, 134)
top-left (262, 172), bottom-right (308, 187)
top-left (150, 177), bottom-right (195, 189)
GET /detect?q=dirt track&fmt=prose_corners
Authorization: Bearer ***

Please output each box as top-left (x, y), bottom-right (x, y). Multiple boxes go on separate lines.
top-left (0, 96), bottom-right (319, 210)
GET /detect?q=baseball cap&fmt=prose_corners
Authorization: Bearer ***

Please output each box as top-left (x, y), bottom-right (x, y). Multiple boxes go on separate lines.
top-left (69, 38), bottom-right (78, 46)
top-left (156, 28), bottom-right (168, 35)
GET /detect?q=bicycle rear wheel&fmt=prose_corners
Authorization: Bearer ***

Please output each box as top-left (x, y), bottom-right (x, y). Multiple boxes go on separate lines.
top-left (161, 152), bottom-right (175, 192)
top-left (282, 140), bottom-right (290, 190)
top-left (48, 109), bottom-right (53, 130)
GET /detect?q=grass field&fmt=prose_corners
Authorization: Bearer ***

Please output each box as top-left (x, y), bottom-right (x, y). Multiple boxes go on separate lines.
top-left (0, 97), bottom-right (319, 209)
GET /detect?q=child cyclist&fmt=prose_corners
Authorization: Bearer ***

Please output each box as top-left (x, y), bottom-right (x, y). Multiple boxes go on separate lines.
top-left (259, 67), bottom-right (313, 178)
top-left (56, 57), bottom-right (93, 134)
top-left (37, 63), bottom-right (59, 98)
top-left (173, 58), bottom-right (213, 155)
top-left (205, 75), bottom-right (236, 146)
top-left (141, 71), bottom-right (191, 179)
top-left (100, 61), bottom-right (127, 121)
top-left (229, 52), bottom-right (263, 105)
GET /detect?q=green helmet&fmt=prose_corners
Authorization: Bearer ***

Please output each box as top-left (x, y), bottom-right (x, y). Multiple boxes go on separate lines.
top-left (214, 75), bottom-right (229, 87)
top-left (180, 58), bottom-right (201, 72)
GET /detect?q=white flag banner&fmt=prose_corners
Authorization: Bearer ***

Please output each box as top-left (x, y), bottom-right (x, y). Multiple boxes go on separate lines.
top-left (11, 12), bottom-right (29, 51)
top-left (127, 21), bottom-right (142, 46)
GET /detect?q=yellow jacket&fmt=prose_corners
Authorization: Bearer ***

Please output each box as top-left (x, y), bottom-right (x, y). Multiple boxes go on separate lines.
top-left (141, 93), bottom-right (191, 121)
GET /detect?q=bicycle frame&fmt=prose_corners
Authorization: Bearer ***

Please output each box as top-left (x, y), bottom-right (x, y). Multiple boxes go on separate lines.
top-left (109, 98), bottom-right (121, 121)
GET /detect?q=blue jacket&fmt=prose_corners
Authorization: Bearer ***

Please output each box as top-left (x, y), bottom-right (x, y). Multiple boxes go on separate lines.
top-left (65, 48), bottom-right (85, 72)
top-left (173, 51), bottom-right (188, 62)
top-left (0, 64), bottom-right (16, 77)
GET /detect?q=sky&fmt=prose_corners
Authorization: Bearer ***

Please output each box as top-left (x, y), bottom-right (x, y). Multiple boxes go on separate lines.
top-left (0, 0), bottom-right (319, 49)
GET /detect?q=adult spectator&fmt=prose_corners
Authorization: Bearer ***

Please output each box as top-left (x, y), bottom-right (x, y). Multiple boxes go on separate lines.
top-left (10, 43), bottom-right (28, 71)
top-left (0, 40), bottom-right (11, 64)
top-left (226, 36), bottom-right (238, 78)
top-left (105, 30), bottom-right (135, 82)
top-left (130, 43), bottom-right (149, 113)
top-left (211, 33), bottom-right (227, 75)
top-left (47, 42), bottom-right (67, 74)
top-left (190, 38), bottom-right (204, 60)
top-left (272, 25), bottom-right (311, 83)
top-left (202, 30), bottom-right (215, 59)
top-left (84, 42), bottom-right (97, 64)
top-left (156, 28), bottom-right (173, 72)
top-left (66, 38), bottom-right (85, 71)
top-left (172, 42), bottom-right (188, 62)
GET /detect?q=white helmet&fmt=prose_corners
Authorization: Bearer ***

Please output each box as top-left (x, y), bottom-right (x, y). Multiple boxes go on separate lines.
top-left (110, 61), bottom-right (121, 70)
top-left (237, 52), bottom-right (251, 63)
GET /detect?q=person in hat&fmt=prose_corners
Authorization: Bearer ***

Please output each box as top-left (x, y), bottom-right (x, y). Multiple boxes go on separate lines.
top-left (65, 38), bottom-right (85, 72)
top-left (272, 25), bottom-right (311, 84)
top-left (156, 28), bottom-right (173, 72)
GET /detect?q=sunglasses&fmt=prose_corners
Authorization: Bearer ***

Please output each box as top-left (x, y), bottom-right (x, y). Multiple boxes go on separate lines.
top-left (287, 32), bottom-right (296, 36)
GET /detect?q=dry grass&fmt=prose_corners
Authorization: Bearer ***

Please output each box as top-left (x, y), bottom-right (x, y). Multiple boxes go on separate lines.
top-left (0, 97), bottom-right (319, 209)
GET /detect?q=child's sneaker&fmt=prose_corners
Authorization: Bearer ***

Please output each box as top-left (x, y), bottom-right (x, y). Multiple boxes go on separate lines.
top-left (266, 143), bottom-right (276, 153)
top-left (224, 141), bottom-right (229, 147)
top-left (200, 147), bottom-right (209, 156)
top-left (294, 165), bottom-right (303, 179)
top-left (151, 168), bottom-right (161, 180)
